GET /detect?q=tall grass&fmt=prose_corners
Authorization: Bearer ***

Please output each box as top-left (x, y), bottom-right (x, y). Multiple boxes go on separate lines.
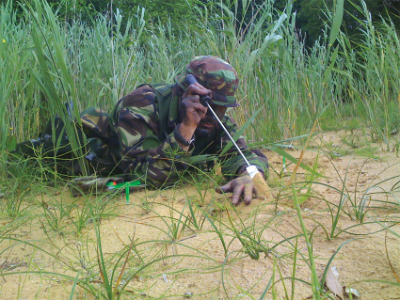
top-left (336, 1), bottom-right (400, 149)
top-left (0, 0), bottom-right (399, 159)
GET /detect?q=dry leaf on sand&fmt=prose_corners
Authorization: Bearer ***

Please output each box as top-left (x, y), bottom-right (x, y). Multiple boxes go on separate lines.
top-left (325, 266), bottom-right (344, 299)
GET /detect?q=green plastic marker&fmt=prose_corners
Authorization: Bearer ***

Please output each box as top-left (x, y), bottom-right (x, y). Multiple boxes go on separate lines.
top-left (125, 186), bottom-right (130, 204)
top-left (105, 180), bottom-right (141, 205)
top-left (283, 157), bottom-right (287, 172)
top-left (106, 180), bottom-right (141, 190)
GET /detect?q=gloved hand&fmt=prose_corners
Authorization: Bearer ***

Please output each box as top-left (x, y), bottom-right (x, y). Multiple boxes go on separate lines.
top-left (216, 175), bottom-right (258, 206)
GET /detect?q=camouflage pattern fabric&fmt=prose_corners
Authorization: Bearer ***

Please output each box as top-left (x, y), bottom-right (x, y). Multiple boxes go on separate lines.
top-left (186, 56), bottom-right (239, 107)
top-left (79, 107), bottom-right (121, 176)
top-left (80, 107), bottom-right (116, 143)
top-left (80, 56), bottom-right (269, 187)
top-left (81, 84), bottom-right (268, 187)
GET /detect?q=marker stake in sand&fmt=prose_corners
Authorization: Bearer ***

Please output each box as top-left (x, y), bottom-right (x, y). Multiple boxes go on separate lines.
top-left (126, 186), bottom-right (130, 204)
top-left (283, 156), bottom-right (287, 172)
top-left (105, 180), bottom-right (141, 205)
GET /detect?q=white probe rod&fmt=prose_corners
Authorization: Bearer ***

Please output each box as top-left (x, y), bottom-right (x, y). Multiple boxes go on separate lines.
top-left (205, 102), bottom-right (251, 167)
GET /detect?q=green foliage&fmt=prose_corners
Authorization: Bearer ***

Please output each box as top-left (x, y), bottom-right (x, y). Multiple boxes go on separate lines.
top-left (3, 0), bottom-right (400, 47)
top-left (233, 0), bottom-right (400, 47)
top-left (2, 0), bottom-right (400, 179)
top-left (114, 0), bottom-right (197, 30)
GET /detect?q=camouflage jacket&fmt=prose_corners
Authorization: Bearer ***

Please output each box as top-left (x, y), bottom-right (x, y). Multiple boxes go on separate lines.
top-left (81, 82), bottom-right (268, 187)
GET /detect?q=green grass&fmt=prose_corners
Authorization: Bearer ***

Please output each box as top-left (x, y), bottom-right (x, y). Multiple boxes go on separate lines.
top-left (0, 0), bottom-right (399, 156)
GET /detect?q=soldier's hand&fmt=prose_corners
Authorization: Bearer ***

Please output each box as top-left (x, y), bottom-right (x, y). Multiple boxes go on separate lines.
top-left (181, 83), bottom-right (211, 129)
top-left (216, 175), bottom-right (257, 206)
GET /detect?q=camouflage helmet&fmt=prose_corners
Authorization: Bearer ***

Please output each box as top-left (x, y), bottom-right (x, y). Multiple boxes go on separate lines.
top-left (186, 56), bottom-right (239, 107)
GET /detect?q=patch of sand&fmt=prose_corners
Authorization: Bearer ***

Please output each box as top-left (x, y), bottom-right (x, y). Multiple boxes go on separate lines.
top-left (0, 130), bottom-right (399, 299)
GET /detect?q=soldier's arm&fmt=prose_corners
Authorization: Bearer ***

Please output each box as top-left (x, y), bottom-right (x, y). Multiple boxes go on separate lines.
top-left (115, 86), bottom-right (193, 187)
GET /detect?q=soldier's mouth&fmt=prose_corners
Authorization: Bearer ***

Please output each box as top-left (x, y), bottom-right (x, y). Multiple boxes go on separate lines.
top-left (199, 120), bottom-right (215, 129)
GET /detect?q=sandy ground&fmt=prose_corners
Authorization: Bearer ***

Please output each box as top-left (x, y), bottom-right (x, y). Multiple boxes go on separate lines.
top-left (0, 130), bottom-right (400, 300)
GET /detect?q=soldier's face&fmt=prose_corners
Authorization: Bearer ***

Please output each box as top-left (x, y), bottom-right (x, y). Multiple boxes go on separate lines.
top-left (196, 104), bottom-right (227, 137)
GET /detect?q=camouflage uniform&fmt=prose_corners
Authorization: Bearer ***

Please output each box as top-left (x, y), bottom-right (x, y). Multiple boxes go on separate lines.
top-left (81, 56), bottom-right (268, 186)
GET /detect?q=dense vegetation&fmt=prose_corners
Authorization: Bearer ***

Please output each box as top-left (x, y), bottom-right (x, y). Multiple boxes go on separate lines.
top-left (1, 0), bottom-right (399, 157)
top-left (3, 0), bottom-right (400, 46)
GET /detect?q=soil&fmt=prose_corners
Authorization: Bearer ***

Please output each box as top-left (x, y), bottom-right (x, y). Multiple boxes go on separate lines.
top-left (0, 130), bottom-right (399, 300)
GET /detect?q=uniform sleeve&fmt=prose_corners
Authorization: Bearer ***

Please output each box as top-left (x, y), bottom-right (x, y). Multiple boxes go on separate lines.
top-left (215, 115), bottom-right (269, 178)
top-left (115, 85), bottom-right (192, 187)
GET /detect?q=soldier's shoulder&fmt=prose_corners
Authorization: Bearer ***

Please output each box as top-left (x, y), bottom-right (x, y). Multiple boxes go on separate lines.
top-left (121, 85), bottom-right (157, 107)
top-left (125, 84), bottom-right (156, 97)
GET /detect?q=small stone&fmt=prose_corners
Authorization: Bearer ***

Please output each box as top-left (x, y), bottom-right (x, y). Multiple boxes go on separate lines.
top-left (0, 193), bottom-right (4, 198)
top-left (345, 287), bottom-right (360, 298)
top-left (184, 291), bottom-right (193, 298)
